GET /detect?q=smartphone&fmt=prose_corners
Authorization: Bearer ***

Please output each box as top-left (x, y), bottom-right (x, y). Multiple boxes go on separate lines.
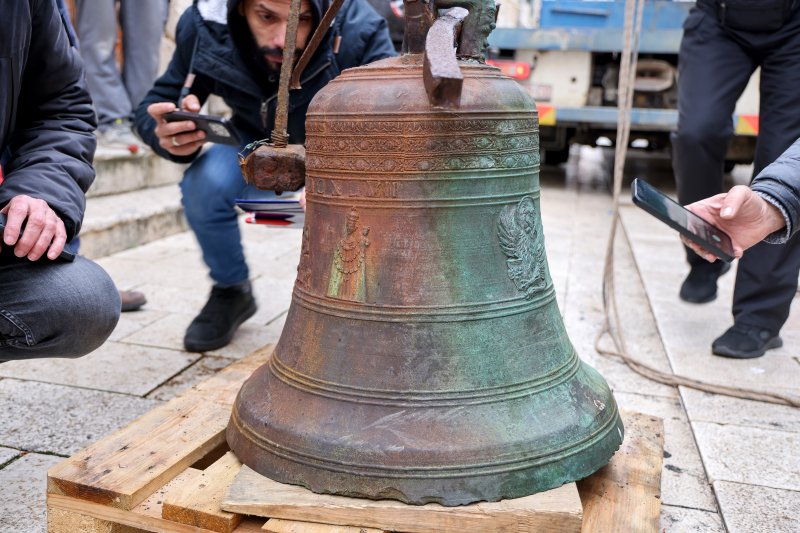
top-left (631, 178), bottom-right (735, 263)
top-left (163, 111), bottom-right (241, 146)
top-left (0, 213), bottom-right (76, 262)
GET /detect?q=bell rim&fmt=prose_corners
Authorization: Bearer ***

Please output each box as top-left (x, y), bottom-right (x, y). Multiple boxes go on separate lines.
top-left (228, 396), bottom-right (622, 478)
top-left (227, 397), bottom-right (624, 506)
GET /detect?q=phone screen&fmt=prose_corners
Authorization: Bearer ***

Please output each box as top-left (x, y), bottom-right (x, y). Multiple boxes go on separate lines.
top-left (632, 178), bottom-right (735, 262)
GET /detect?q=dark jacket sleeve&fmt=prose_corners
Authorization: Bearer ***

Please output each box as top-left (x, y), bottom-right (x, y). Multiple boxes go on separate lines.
top-left (335, 0), bottom-right (397, 71)
top-left (134, 9), bottom-right (212, 164)
top-left (751, 137), bottom-right (800, 240)
top-left (0, 0), bottom-right (96, 240)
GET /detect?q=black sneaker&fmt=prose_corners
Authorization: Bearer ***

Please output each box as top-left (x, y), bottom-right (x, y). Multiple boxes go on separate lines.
top-left (679, 262), bottom-right (731, 303)
top-left (712, 323), bottom-right (782, 359)
top-left (184, 284), bottom-right (257, 352)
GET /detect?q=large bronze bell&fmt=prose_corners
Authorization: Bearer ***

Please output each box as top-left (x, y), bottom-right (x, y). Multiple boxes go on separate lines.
top-left (227, 0), bottom-right (623, 506)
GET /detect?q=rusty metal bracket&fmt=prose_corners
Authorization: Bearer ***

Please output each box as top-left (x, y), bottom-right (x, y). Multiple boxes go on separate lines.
top-left (273, 0), bottom-right (303, 147)
top-left (423, 7), bottom-right (468, 108)
top-left (291, 0), bottom-right (346, 89)
top-left (431, 0), bottom-right (498, 60)
top-left (403, 0), bottom-right (436, 54)
top-left (239, 0), bottom-right (306, 193)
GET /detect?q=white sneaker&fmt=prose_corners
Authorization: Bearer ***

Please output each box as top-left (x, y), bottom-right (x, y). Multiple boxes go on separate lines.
top-left (97, 119), bottom-right (147, 155)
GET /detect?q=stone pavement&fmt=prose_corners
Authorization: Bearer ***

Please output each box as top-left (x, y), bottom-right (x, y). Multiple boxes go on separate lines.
top-left (1, 164), bottom-right (798, 531)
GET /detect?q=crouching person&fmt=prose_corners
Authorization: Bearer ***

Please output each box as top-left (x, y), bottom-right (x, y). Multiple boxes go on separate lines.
top-left (0, 0), bottom-right (120, 361)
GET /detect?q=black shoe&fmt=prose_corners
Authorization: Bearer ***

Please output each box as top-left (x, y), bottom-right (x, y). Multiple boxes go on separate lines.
top-left (184, 284), bottom-right (257, 352)
top-left (679, 262), bottom-right (731, 303)
top-left (712, 323), bottom-right (782, 359)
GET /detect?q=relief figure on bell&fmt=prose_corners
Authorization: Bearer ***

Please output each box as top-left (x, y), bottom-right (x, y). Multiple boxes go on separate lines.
top-left (297, 226), bottom-right (312, 288)
top-left (327, 208), bottom-right (370, 302)
top-left (497, 195), bottom-right (548, 299)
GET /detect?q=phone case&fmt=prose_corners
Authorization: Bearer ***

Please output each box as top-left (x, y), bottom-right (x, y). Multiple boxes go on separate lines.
top-left (631, 179), bottom-right (735, 262)
top-left (164, 111), bottom-right (241, 146)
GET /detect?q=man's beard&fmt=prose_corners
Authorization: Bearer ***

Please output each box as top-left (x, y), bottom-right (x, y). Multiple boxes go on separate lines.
top-left (257, 46), bottom-right (303, 74)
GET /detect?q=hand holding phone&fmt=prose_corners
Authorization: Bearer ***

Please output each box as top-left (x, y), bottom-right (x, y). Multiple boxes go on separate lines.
top-left (147, 95), bottom-right (238, 156)
top-left (163, 110), bottom-right (241, 146)
top-left (631, 178), bottom-right (735, 262)
top-left (682, 185), bottom-right (788, 261)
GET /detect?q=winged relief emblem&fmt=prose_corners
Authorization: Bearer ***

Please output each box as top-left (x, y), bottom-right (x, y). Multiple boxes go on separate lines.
top-left (497, 196), bottom-right (547, 299)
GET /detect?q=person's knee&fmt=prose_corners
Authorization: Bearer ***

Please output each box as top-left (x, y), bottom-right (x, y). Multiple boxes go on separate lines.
top-left (180, 149), bottom-right (243, 218)
top-left (0, 259), bottom-right (120, 360)
top-left (50, 259), bottom-right (121, 358)
top-left (675, 113), bottom-right (732, 150)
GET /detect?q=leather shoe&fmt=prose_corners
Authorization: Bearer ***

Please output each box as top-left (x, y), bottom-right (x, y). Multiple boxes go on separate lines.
top-left (679, 262), bottom-right (731, 304)
top-left (712, 323), bottom-right (782, 359)
top-left (119, 290), bottom-right (146, 312)
top-left (184, 284), bottom-right (257, 352)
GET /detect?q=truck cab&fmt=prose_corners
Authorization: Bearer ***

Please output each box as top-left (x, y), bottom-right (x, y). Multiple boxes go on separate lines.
top-left (488, 0), bottom-right (759, 167)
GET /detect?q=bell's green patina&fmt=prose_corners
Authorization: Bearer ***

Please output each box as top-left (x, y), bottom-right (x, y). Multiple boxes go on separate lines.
top-left (227, 0), bottom-right (623, 506)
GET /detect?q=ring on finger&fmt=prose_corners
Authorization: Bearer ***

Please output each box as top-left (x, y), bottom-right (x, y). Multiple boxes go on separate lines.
top-left (171, 136), bottom-right (179, 147)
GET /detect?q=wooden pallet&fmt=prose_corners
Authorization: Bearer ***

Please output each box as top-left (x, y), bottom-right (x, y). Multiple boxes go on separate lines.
top-left (47, 345), bottom-right (665, 533)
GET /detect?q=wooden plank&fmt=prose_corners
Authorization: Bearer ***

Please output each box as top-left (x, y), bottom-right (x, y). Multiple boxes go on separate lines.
top-left (577, 410), bottom-right (664, 533)
top-left (222, 467), bottom-right (582, 533)
top-left (163, 452), bottom-right (244, 533)
top-left (49, 493), bottom-right (217, 532)
top-left (48, 468), bottom-right (267, 533)
top-left (263, 519), bottom-right (387, 533)
top-left (237, 520), bottom-right (274, 533)
top-left (47, 346), bottom-right (273, 511)
top-left (47, 398), bottom-right (231, 509)
top-left (48, 506), bottom-right (145, 533)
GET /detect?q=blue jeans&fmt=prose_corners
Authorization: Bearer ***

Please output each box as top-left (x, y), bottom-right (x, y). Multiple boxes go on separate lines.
top-left (0, 254), bottom-right (120, 361)
top-left (180, 143), bottom-right (275, 287)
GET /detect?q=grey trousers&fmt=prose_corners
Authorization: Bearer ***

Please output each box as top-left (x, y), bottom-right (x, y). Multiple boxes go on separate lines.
top-left (75, 0), bottom-right (167, 127)
top-left (0, 255), bottom-right (120, 361)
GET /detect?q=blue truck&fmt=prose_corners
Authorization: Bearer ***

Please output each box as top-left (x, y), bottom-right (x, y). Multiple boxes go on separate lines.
top-left (487, 0), bottom-right (759, 166)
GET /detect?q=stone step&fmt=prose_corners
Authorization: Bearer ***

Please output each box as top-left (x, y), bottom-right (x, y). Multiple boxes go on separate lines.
top-left (87, 146), bottom-right (183, 198)
top-left (80, 184), bottom-right (187, 259)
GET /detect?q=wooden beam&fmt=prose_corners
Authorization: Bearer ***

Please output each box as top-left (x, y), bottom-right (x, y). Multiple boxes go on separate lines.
top-left (47, 346), bottom-right (273, 510)
top-left (263, 519), bottom-right (387, 533)
top-left (223, 467), bottom-right (583, 533)
top-left (577, 410), bottom-right (664, 533)
top-left (163, 452), bottom-right (244, 533)
top-left (48, 489), bottom-right (267, 533)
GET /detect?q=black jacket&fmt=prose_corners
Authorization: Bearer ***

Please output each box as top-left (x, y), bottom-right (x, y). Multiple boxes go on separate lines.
top-left (135, 0), bottom-right (396, 163)
top-left (752, 138), bottom-right (800, 241)
top-left (0, 0), bottom-right (96, 239)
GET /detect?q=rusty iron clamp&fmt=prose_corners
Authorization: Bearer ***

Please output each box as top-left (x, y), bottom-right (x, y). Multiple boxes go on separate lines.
top-left (240, 0), bottom-right (346, 193)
